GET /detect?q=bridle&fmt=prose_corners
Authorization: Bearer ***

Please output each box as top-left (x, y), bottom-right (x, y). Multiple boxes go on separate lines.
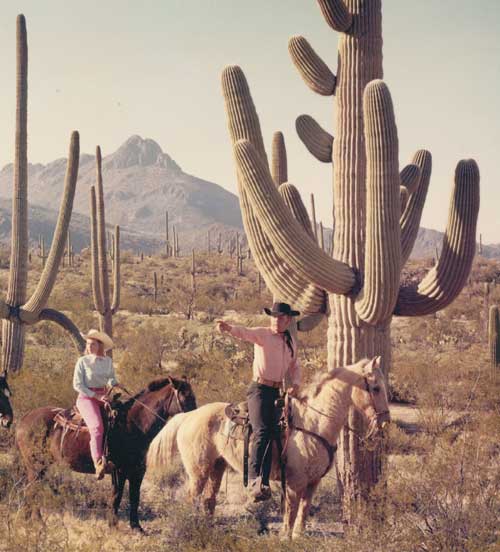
top-left (118, 380), bottom-right (184, 424)
top-left (293, 375), bottom-right (389, 448)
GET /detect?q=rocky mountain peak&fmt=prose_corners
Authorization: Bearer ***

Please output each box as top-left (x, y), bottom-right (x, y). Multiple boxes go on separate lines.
top-left (105, 135), bottom-right (181, 172)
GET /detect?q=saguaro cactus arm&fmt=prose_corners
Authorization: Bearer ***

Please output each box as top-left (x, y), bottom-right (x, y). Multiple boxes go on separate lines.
top-left (400, 164), bottom-right (420, 194)
top-left (20, 131), bottom-right (80, 322)
top-left (354, 80), bottom-right (401, 324)
top-left (317, 0), bottom-right (352, 32)
top-left (279, 183), bottom-right (315, 238)
top-left (7, 14), bottom-right (28, 311)
top-left (400, 150), bottom-right (432, 264)
top-left (90, 186), bottom-right (104, 314)
top-left (222, 65), bottom-right (342, 312)
top-left (111, 225), bottom-right (120, 314)
top-left (95, 147), bottom-right (111, 314)
top-left (395, 159), bottom-right (480, 316)
top-left (296, 115), bottom-right (333, 163)
top-left (271, 132), bottom-right (288, 186)
top-left (288, 36), bottom-right (336, 96)
top-left (38, 308), bottom-right (85, 353)
top-left (234, 139), bottom-right (355, 294)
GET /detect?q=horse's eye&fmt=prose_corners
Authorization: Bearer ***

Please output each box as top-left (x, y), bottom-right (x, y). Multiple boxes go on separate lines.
top-left (372, 386), bottom-right (380, 393)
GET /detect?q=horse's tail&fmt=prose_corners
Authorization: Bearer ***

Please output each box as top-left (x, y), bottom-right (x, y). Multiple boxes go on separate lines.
top-left (147, 412), bottom-right (187, 472)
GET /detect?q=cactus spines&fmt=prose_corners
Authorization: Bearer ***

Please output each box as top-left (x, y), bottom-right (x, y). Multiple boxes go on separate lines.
top-left (1, 16), bottom-right (84, 373)
top-left (271, 132), bottom-right (288, 186)
top-left (489, 305), bottom-right (500, 370)
top-left (221, 0), bottom-right (480, 514)
top-left (296, 115), bottom-right (333, 163)
top-left (90, 147), bottom-right (120, 343)
top-left (288, 36), bottom-right (336, 96)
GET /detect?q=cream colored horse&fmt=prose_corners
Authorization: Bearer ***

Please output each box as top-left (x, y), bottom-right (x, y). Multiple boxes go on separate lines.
top-left (147, 357), bottom-right (390, 539)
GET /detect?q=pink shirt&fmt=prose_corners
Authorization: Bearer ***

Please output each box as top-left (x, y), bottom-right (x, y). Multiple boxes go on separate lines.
top-left (228, 326), bottom-right (301, 385)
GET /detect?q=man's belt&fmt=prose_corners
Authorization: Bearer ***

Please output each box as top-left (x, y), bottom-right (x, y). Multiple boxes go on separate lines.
top-left (254, 377), bottom-right (281, 388)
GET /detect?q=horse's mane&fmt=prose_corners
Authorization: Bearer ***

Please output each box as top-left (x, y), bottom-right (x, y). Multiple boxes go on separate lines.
top-left (302, 358), bottom-right (372, 398)
top-left (119, 378), bottom-right (176, 410)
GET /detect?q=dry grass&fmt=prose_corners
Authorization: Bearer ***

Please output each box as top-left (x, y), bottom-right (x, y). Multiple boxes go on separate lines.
top-left (0, 249), bottom-right (499, 550)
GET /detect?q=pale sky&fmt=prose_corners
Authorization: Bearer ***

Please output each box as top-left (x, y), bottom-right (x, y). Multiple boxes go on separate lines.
top-left (0, 1), bottom-right (498, 243)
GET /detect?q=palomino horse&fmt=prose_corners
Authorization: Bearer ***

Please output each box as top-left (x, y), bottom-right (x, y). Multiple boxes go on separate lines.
top-left (147, 357), bottom-right (390, 539)
top-left (16, 376), bottom-right (196, 531)
top-left (0, 372), bottom-right (13, 428)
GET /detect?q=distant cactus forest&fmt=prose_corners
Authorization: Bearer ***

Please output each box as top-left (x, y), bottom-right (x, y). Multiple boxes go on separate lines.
top-left (0, 5), bottom-right (499, 552)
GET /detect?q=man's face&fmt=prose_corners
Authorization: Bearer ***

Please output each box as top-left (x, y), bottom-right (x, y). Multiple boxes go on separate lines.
top-left (270, 314), bottom-right (292, 333)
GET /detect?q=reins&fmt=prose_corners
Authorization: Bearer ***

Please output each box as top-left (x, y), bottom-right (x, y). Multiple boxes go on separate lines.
top-left (118, 383), bottom-right (181, 424)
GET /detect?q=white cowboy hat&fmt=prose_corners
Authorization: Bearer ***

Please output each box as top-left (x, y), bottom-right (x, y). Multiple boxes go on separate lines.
top-left (83, 329), bottom-right (114, 352)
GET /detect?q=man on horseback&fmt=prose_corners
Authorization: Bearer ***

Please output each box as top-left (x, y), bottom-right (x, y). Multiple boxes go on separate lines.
top-left (217, 302), bottom-right (301, 502)
top-left (72, 329), bottom-right (123, 480)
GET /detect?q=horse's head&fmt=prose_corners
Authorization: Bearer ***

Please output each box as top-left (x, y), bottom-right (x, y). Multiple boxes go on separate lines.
top-left (350, 357), bottom-right (390, 448)
top-left (0, 373), bottom-right (13, 429)
top-left (168, 376), bottom-right (197, 414)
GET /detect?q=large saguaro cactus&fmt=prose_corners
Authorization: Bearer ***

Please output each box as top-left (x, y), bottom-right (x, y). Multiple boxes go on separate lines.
top-left (90, 147), bottom-right (120, 345)
top-left (1, 15), bottom-right (85, 374)
top-left (221, 0), bottom-right (480, 516)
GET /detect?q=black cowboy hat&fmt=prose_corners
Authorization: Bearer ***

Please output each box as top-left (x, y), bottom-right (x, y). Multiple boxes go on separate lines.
top-left (263, 302), bottom-right (300, 317)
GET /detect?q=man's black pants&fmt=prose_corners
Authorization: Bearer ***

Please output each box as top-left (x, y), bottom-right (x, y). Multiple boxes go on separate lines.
top-left (247, 382), bottom-right (280, 486)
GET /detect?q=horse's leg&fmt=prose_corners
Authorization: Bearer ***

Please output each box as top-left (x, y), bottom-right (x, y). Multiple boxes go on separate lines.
top-left (108, 470), bottom-right (126, 527)
top-left (292, 481), bottom-right (319, 539)
top-left (280, 487), bottom-right (300, 540)
top-left (186, 469), bottom-right (210, 510)
top-left (128, 469), bottom-right (146, 532)
top-left (202, 457), bottom-right (226, 515)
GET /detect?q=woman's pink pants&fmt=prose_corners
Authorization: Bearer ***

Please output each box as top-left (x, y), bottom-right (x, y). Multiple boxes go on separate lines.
top-left (76, 388), bottom-right (106, 463)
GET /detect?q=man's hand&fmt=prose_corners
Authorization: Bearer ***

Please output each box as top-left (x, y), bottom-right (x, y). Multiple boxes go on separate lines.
top-left (286, 384), bottom-right (299, 397)
top-left (216, 320), bottom-right (232, 334)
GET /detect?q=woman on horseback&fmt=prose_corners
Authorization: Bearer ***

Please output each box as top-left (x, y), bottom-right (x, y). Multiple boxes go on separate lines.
top-left (216, 302), bottom-right (301, 502)
top-left (72, 329), bottom-right (121, 480)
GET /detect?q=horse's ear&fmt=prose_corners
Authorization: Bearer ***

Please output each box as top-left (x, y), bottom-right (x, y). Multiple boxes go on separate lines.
top-left (362, 356), bottom-right (380, 376)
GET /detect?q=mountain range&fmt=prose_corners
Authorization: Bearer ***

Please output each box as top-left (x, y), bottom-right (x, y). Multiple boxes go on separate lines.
top-left (0, 135), bottom-right (497, 259)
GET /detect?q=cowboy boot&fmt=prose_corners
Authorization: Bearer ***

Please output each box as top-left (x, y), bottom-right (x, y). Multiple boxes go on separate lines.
top-left (95, 457), bottom-right (107, 480)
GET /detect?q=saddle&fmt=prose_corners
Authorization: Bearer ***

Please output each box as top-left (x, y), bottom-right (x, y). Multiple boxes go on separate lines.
top-left (53, 397), bottom-right (121, 461)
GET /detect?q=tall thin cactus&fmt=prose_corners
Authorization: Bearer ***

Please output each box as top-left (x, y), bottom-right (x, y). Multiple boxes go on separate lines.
top-left (1, 15), bottom-right (85, 374)
top-left (90, 147), bottom-right (120, 346)
top-left (489, 305), bottom-right (500, 371)
top-left (221, 0), bottom-right (480, 516)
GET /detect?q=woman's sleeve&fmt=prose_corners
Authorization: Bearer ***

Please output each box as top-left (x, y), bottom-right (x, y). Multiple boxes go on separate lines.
top-left (107, 359), bottom-right (118, 387)
top-left (72, 358), bottom-right (95, 398)
top-left (228, 325), bottom-right (266, 346)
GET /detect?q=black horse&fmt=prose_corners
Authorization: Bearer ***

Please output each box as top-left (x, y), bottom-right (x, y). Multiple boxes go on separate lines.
top-left (0, 373), bottom-right (13, 428)
top-left (16, 376), bottom-right (197, 531)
